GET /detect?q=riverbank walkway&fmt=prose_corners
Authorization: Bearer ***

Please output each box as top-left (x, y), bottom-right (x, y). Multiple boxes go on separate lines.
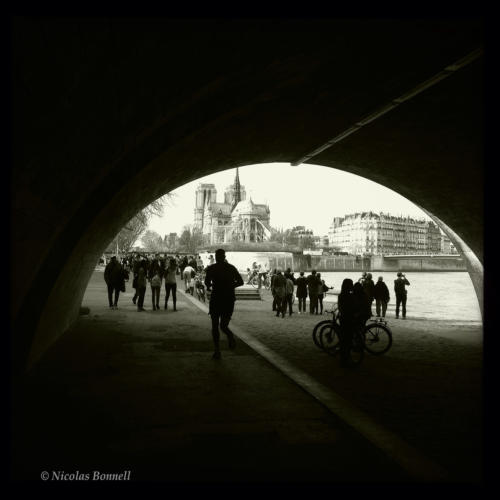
top-left (12, 272), bottom-right (484, 486)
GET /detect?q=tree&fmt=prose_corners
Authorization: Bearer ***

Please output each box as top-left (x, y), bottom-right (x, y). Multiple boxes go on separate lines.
top-left (106, 194), bottom-right (173, 253)
top-left (178, 225), bottom-right (203, 254)
top-left (140, 230), bottom-right (164, 252)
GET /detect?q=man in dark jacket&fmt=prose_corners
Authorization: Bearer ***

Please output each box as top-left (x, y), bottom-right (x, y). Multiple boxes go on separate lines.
top-left (306, 270), bottom-right (320, 314)
top-left (362, 272), bottom-right (375, 317)
top-left (104, 256), bottom-right (124, 309)
top-left (204, 249), bottom-right (244, 359)
top-left (394, 271), bottom-right (410, 319)
top-left (374, 276), bottom-right (390, 318)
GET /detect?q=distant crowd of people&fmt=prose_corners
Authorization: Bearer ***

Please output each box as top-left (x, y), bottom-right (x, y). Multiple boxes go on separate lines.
top-left (104, 250), bottom-right (410, 362)
top-left (103, 252), bottom-right (212, 311)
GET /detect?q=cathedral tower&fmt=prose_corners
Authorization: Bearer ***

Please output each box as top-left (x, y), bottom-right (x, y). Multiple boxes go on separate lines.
top-left (194, 183), bottom-right (217, 230)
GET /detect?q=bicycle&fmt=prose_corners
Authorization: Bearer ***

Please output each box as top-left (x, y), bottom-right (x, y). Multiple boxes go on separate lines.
top-left (312, 304), bottom-right (339, 349)
top-left (317, 317), bottom-right (392, 361)
top-left (363, 317), bottom-right (393, 355)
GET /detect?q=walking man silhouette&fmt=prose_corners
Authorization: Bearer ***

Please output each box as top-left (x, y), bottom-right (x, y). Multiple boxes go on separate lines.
top-left (204, 248), bottom-right (244, 359)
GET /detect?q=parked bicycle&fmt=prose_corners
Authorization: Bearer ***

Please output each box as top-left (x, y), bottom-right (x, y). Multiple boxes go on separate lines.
top-left (312, 304), bottom-right (339, 349)
top-left (314, 316), bottom-right (393, 365)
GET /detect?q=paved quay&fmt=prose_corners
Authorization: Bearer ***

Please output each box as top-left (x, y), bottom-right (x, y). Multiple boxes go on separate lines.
top-left (13, 272), bottom-right (483, 485)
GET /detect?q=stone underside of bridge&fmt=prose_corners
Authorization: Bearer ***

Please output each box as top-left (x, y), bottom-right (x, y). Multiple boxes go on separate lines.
top-left (11, 18), bottom-right (483, 371)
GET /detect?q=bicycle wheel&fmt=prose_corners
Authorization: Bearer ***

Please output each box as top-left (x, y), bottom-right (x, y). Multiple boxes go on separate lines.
top-left (363, 323), bottom-right (392, 355)
top-left (349, 331), bottom-right (365, 366)
top-left (319, 323), bottom-right (340, 355)
top-left (312, 319), bottom-right (331, 349)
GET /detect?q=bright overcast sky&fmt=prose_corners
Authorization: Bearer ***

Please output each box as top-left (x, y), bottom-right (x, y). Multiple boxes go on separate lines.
top-left (147, 163), bottom-right (431, 237)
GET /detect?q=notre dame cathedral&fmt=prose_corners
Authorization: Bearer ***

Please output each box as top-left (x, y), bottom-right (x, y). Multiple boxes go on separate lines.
top-left (193, 168), bottom-right (271, 245)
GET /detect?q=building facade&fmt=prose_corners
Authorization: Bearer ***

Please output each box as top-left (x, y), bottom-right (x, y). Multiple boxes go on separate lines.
top-left (328, 212), bottom-right (442, 255)
top-left (193, 168), bottom-right (271, 245)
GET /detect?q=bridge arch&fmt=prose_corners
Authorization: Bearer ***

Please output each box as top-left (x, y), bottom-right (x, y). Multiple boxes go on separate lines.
top-left (11, 18), bottom-right (483, 372)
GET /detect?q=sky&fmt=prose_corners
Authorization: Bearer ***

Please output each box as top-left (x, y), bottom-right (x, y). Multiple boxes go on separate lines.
top-left (146, 162), bottom-right (431, 237)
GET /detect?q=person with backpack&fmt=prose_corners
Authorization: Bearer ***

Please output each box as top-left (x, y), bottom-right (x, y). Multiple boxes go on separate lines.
top-left (394, 271), bottom-right (410, 319)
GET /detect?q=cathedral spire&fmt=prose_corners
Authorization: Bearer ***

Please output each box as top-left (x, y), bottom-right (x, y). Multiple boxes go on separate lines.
top-left (232, 167), bottom-right (241, 210)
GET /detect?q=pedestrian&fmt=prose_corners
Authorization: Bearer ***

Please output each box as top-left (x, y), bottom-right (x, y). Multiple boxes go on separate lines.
top-left (374, 276), bottom-right (390, 318)
top-left (295, 271), bottom-right (308, 314)
top-left (164, 258), bottom-right (178, 311)
top-left (270, 268), bottom-right (278, 311)
top-left (150, 268), bottom-right (162, 311)
top-left (272, 268), bottom-right (287, 318)
top-left (307, 270), bottom-right (320, 314)
top-left (136, 260), bottom-right (147, 311)
top-left (196, 254), bottom-right (204, 272)
top-left (394, 271), bottom-right (410, 319)
top-left (362, 272), bottom-right (375, 317)
top-left (183, 263), bottom-right (196, 293)
top-left (337, 278), bottom-right (356, 367)
top-left (316, 273), bottom-right (326, 314)
top-left (204, 248), bottom-right (244, 359)
top-left (284, 273), bottom-right (294, 316)
top-left (180, 255), bottom-right (188, 274)
top-left (284, 267), bottom-right (296, 285)
top-left (358, 271), bottom-right (367, 285)
top-left (208, 254), bottom-right (215, 266)
top-left (353, 282), bottom-right (371, 328)
top-left (104, 256), bottom-right (125, 309)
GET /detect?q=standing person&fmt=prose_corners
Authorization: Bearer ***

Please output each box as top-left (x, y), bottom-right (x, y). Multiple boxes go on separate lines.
top-left (394, 271), bottom-right (410, 319)
top-left (317, 273), bottom-right (331, 315)
top-left (295, 271), bottom-right (308, 314)
top-left (136, 260), bottom-right (147, 311)
top-left (272, 269), bottom-right (287, 318)
top-left (180, 255), bottom-right (188, 275)
top-left (208, 254), bottom-right (215, 266)
top-left (362, 272), bottom-right (375, 317)
top-left (284, 274), bottom-right (295, 316)
top-left (353, 282), bottom-right (371, 328)
top-left (131, 255), bottom-right (140, 305)
top-left (358, 271), bottom-right (367, 285)
top-left (164, 258), bottom-right (178, 311)
top-left (374, 276), bottom-right (390, 318)
top-left (337, 278), bottom-right (356, 368)
top-left (196, 254), bottom-right (204, 272)
top-left (104, 256), bottom-right (124, 309)
top-left (307, 270), bottom-right (320, 314)
top-left (270, 268), bottom-right (278, 311)
top-left (316, 273), bottom-right (324, 314)
top-left (284, 267), bottom-right (296, 286)
top-left (204, 248), bottom-right (244, 359)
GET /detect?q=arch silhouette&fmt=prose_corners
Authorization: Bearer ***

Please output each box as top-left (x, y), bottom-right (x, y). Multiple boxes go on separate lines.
top-left (11, 18), bottom-right (483, 373)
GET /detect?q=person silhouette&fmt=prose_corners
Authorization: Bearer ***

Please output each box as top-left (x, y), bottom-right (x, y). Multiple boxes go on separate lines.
top-left (204, 248), bottom-right (244, 359)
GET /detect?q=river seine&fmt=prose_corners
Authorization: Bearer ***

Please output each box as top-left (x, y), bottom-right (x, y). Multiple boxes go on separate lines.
top-left (310, 271), bottom-right (481, 323)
